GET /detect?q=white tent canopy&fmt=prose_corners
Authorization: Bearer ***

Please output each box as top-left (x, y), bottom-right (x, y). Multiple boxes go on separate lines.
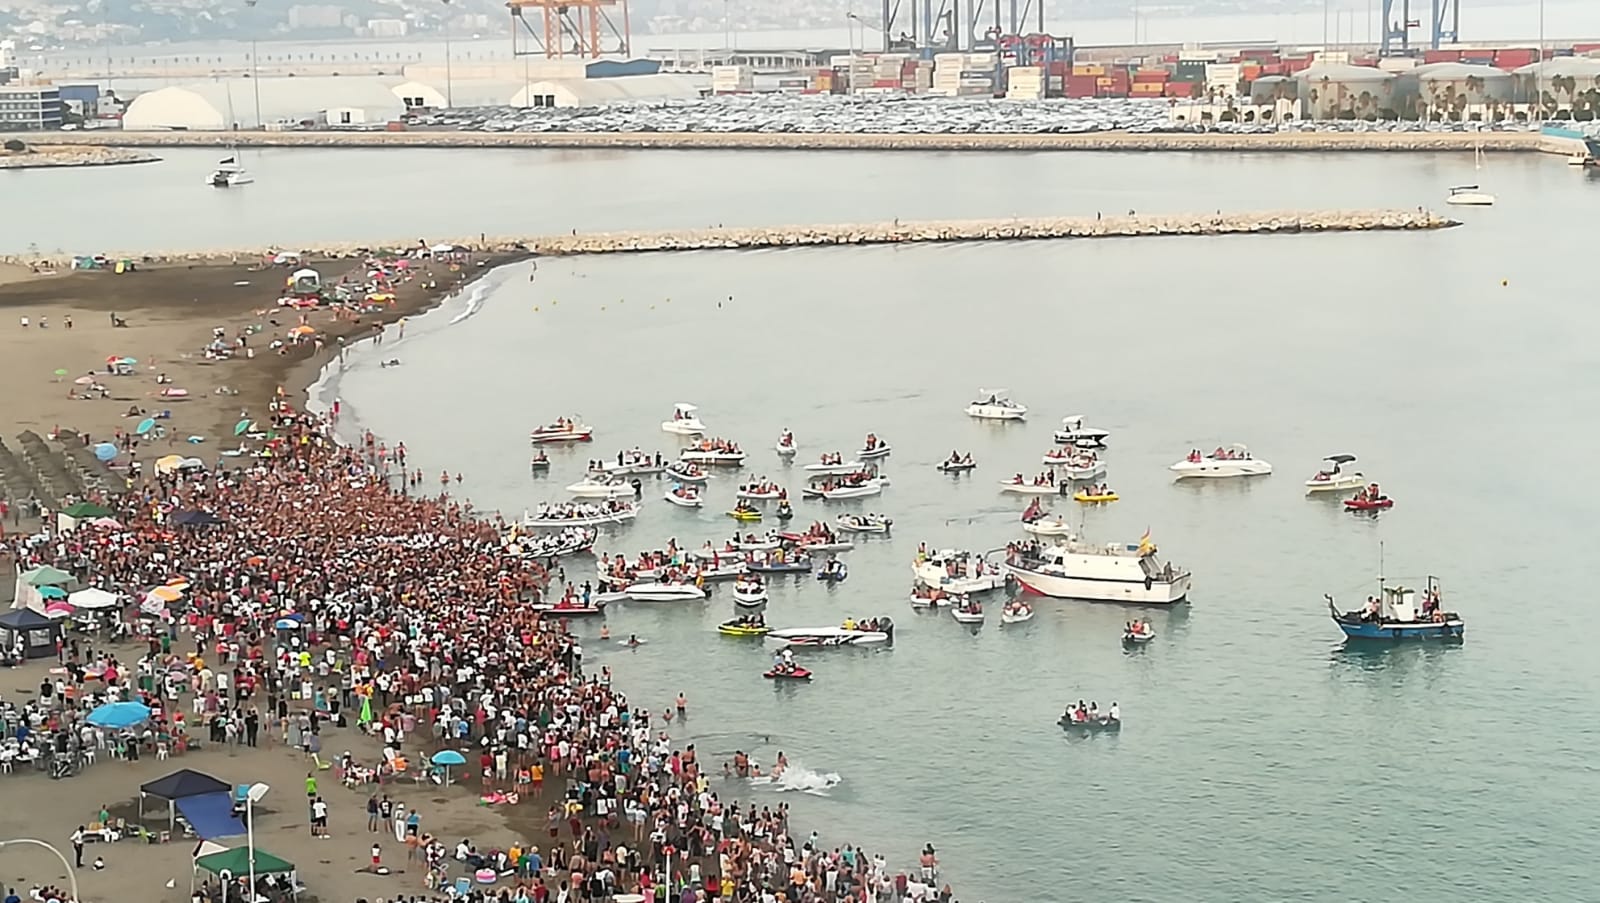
top-left (68, 587), bottom-right (119, 610)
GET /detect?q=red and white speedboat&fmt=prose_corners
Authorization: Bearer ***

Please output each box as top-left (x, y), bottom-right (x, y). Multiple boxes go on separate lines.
top-left (531, 418), bottom-right (594, 445)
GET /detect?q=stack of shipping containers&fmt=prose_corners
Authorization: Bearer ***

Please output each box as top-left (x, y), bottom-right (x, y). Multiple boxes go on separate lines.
top-left (1131, 66), bottom-right (1166, 98)
top-left (1006, 65), bottom-right (1044, 100)
top-left (710, 65), bottom-right (754, 94)
top-left (932, 52), bottom-right (998, 96)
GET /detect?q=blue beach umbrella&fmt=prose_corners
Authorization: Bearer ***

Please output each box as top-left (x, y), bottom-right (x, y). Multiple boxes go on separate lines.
top-left (274, 618), bottom-right (302, 631)
top-left (93, 442), bottom-right (118, 462)
top-left (136, 418), bottom-right (157, 436)
top-left (430, 749), bottom-right (466, 784)
top-left (86, 700), bottom-right (153, 729)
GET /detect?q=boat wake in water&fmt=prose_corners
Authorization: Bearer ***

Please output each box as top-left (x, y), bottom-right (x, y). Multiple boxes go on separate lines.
top-left (750, 763), bottom-right (843, 796)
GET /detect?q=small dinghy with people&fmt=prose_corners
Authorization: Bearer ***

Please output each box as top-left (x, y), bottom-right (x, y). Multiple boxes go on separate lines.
top-left (1305, 454), bottom-right (1364, 494)
top-left (816, 558), bottom-right (849, 583)
top-left (567, 474), bottom-right (639, 499)
top-left (1344, 483), bottom-right (1394, 511)
top-left (529, 451), bottom-right (551, 472)
top-left (835, 513), bottom-right (892, 534)
top-left (936, 451), bottom-right (976, 474)
top-left (662, 402), bottom-right (707, 436)
top-left (1053, 415), bottom-right (1111, 448)
top-left (1122, 619), bottom-right (1156, 645)
top-left (531, 597), bottom-right (607, 618)
top-left (719, 615), bottom-right (770, 637)
top-left (858, 433), bottom-right (892, 460)
top-left (1073, 485), bottom-right (1119, 504)
top-left (624, 580), bottom-right (707, 603)
top-left (681, 438), bottom-right (746, 466)
top-left (664, 461), bottom-right (710, 485)
top-left (729, 532), bottom-right (782, 552)
top-left (732, 575), bottom-right (770, 607)
top-left (664, 484), bottom-right (704, 508)
top-left (910, 586), bottom-right (963, 609)
top-left (747, 553), bottom-right (814, 574)
top-left (1058, 702), bottom-right (1121, 732)
top-left (951, 600), bottom-right (986, 624)
top-left (913, 548), bottom-right (1009, 595)
top-left (1000, 601), bottom-right (1034, 624)
top-left (812, 476), bottom-right (889, 501)
top-left (1019, 498), bottom-right (1074, 537)
top-left (768, 618), bottom-right (893, 646)
top-left (504, 525), bottom-right (598, 558)
top-left (736, 480), bottom-right (787, 501)
top-left (523, 500), bottom-right (638, 529)
top-left (591, 449), bottom-right (667, 476)
top-left (805, 454), bottom-right (862, 476)
top-left (1000, 473), bottom-right (1063, 495)
top-left (1169, 444), bottom-right (1273, 479)
top-left (775, 430), bottom-right (798, 457)
top-left (966, 388), bottom-right (1027, 421)
top-left (699, 560), bottom-right (748, 581)
top-left (530, 417), bottom-right (594, 445)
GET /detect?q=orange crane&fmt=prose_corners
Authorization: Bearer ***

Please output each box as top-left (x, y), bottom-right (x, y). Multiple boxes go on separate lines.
top-left (508, 0), bottom-right (631, 59)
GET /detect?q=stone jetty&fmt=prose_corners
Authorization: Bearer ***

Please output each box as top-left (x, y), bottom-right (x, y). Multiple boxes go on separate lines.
top-left (37, 129), bottom-right (1542, 154)
top-left (0, 144), bottom-right (159, 170)
top-left (2, 209), bottom-right (1456, 270)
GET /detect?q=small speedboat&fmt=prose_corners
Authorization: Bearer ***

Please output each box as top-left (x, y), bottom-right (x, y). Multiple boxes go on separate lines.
top-left (531, 420), bottom-right (594, 445)
top-left (1073, 490), bottom-right (1119, 504)
top-left (699, 561), bottom-right (747, 581)
top-left (776, 432), bottom-right (798, 456)
top-left (747, 556), bottom-right (813, 574)
top-left (1000, 604), bottom-right (1035, 624)
top-left (727, 505), bottom-right (763, 522)
top-left (736, 483), bottom-right (786, 501)
top-left (731, 534), bottom-right (781, 552)
top-left (767, 625), bottom-right (891, 646)
top-left (1345, 495), bottom-right (1394, 511)
top-left (858, 442), bottom-right (892, 460)
top-left (529, 455), bottom-right (551, 471)
top-left (1169, 445), bottom-right (1273, 480)
top-left (732, 580), bottom-right (770, 607)
top-left (816, 560), bottom-right (849, 583)
top-left (681, 447), bottom-right (747, 466)
top-left (805, 459), bottom-right (863, 476)
top-left (951, 605), bottom-right (986, 624)
top-left (1058, 715), bottom-right (1121, 732)
top-left (623, 582), bottom-right (706, 602)
top-left (966, 389), bottom-right (1027, 420)
top-left (663, 486), bottom-right (703, 508)
top-left (1122, 627), bottom-right (1156, 645)
top-left (719, 619), bottom-right (770, 637)
top-left (1022, 515), bottom-right (1073, 537)
top-left (664, 462), bottom-right (709, 485)
top-left (1305, 454), bottom-right (1365, 494)
top-left (835, 513), bottom-right (891, 534)
top-left (764, 667), bottom-right (813, 681)
top-left (999, 479), bottom-right (1062, 495)
top-left (662, 402), bottom-right (707, 436)
top-left (937, 459), bottom-right (976, 474)
top-left (523, 502), bottom-right (638, 528)
top-left (1445, 183), bottom-right (1495, 206)
top-left (567, 475), bottom-right (639, 499)
top-left (1053, 415), bottom-right (1110, 448)
top-left (820, 479), bottom-right (888, 500)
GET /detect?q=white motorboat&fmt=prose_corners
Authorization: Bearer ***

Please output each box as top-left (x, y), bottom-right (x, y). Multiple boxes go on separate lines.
top-left (734, 534), bottom-right (782, 552)
top-left (913, 550), bottom-right (1008, 595)
top-left (1043, 449), bottom-right (1106, 480)
top-left (736, 482), bottom-right (786, 501)
top-left (909, 589), bottom-right (962, 608)
top-left (804, 459), bottom-right (863, 476)
top-left (567, 475), bottom-right (638, 499)
top-left (767, 625), bottom-right (893, 647)
top-left (732, 579), bottom-right (769, 607)
top-left (936, 458), bottom-right (976, 474)
top-left (1000, 604), bottom-right (1036, 624)
top-left (858, 441), bottom-right (892, 460)
top-left (503, 526), bottom-right (597, 558)
top-left (681, 444), bottom-right (746, 466)
top-left (820, 478), bottom-right (888, 500)
top-left (597, 558), bottom-right (661, 582)
top-left (624, 581), bottom-right (707, 603)
top-left (835, 513), bottom-right (892, 534)
top-left (1004, 533), bottom-right (1190, 605)
top-left (1022, 515), bottom-right (1074, 537)
top-left (207, 154), bottom-right (253, 187)
top-left (530, 419), bottom-right (594, 445)
top-left (1445, 184), bottom-right (1495, 206)
top-left (662, 403), bottom-right (707, 436)
top-left (699, 560), bottom-right (747, 581)
top-left (951, 606), bottom-right (986, 624)
top-left (775, 431), bottom-right (798, 456)
top-left (1053, 415), bottom-right (1111, 447)
top-left (1305, 453), bottom-right (1365, 494)
top-left (999, 478), bottom-right (1063, 495)
top-left (522, 501), bottom-right (638, 529)
top-left (663, 462), bottom-right (709, 485)
top-left (691, 545), bottom-right (746, 561)
top-left (966, 389), bottom-right (1027, 421)
top-left (1169, 444), bottom-right (1273, 480)
top-left (1569, 152), bottom-right (1592, 167)
top-left (664, 485), bottom-right (704, 508)
top-left (591, 451), bottom-right (664, 476)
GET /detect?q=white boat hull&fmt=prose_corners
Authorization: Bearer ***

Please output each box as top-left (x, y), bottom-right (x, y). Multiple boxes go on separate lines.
top-left (1000, 609), bottom-right (1035, 624)
top-left (951, 610), bottom-right (986, 624)
top-left (966, 403), bottom-right (1026, 420)
top-left (835, 519), bottom-right (889, 534)
top-left (567, 483), bottom-right (636, 499)
top-left (1022, 518), bottom-right (1074, 537)
top-left (1054, 430), bottom-right (1110, 445)
top-left (804, 462), bottom-right (863, 476)
top-left (1007, 566), bottom-right (1190, 605)
top-left (524, 507), bottom-right (637, 529)
top-left (681, 451), bottom-right (746, 466)
top-left (821, 481), bottom-right (886, 500)
top-left (737, 489), bottom-right (784, 501)
top-left (662, 419), bottom-right (707, 435)
top-left (859, 446), bottom-right (892, 460)
top-left (1000, 482), bottom-right (1062, 495)
top-left (776, 442), bottom-right (797, 456)
top-left (1445, 192), bottom-right (1495, 206)
top-left (624, 583), bottom-right (707, 602)
top-left (733, 589), bottom-right (769, 606)
top-left (767, 628), bottom-right (889, 646)
top-left (664, 468), bottom-right (708, 485)
top-left (664, 492), bottom-right (703, 508)
top-left (1169, 459), bottom-right (1273, 479)
top-left (1305, 473), bottom-right (1365, 493)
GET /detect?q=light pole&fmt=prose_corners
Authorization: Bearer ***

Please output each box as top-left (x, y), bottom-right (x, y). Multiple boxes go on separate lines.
top-left (245, 782), bottom-right (269, 900)
top-left (244, 0), bottom-right (261, 128)
top-left (441, 0), bottom-right (454, 107)
top-left (0, 839), bottom-right (80, 903)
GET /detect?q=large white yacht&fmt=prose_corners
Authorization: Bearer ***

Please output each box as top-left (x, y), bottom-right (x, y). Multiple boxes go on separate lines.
top-left (966, 389), bottom-right (1027, 420)
top-left (1004, 535), bottom-right (1190, 605)
top-left (912, 549), bottom-right (1009, 594)
top-left (1169, 444), bottom-right (1273, 479)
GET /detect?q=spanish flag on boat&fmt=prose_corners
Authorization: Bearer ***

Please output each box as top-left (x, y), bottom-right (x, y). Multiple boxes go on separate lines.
top-left (1137, 528), bottom-right (1154, 556)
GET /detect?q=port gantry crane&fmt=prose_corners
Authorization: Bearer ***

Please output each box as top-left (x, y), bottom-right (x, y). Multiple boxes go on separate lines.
top-left (1380, 0), bottom-right (1461, 57)
top-left (508, 0), bottom-right (631, 59)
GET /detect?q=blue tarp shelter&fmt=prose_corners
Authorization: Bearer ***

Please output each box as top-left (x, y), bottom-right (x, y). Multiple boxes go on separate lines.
top-left (140, 768), bottom-right (232, 828)
top-left (174, 792), bottom-right (245, 840)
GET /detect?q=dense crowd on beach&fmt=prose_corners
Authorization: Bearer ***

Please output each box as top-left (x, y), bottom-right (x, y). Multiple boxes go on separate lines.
top-left (2, 401), bottom-right (961, 903)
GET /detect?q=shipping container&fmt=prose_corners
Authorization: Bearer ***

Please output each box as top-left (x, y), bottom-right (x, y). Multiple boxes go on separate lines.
top-left (1133, 71), bottom-right (1168, 83)
top-left (1421, 49), bottom-right (1459, 64)
top-left (1131, 82), bottom-right (1164, 95)
top-left (1460, 48), bottom-right (1496, 60)
top-left (1066, 75), bottom-right (1099, 97)
top-left (1163, 81), bottom-right (1199, 98)
top-left (1072, 64), bottom-right (1105, 76)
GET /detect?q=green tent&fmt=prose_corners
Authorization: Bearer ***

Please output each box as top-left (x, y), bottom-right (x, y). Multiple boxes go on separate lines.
top-left (195, 846), bottom-right (296, 876)
top-left (22, 565), bottom-right (73, 587)
top-left (62, 502), bottom-right (113, 519)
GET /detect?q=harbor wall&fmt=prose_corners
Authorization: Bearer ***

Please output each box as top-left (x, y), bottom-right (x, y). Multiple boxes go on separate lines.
top-left (2, 210), bottom-right (1458, 269)
top-left (34, 129), bottom-right (1543, 153)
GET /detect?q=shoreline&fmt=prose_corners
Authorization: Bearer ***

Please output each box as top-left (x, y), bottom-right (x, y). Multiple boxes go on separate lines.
top-left (0, 145), bottom-right (161, 170)
top-left (38, 128), bottom-right (1548, 153)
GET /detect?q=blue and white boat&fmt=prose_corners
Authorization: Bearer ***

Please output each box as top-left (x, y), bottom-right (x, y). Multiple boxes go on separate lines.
top-left (1327, 577), bottom-right (1463, 641)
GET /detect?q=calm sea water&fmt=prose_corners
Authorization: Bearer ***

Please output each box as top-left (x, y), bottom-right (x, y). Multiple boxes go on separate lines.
top-left (293, 150), bottom-right (1600, 902)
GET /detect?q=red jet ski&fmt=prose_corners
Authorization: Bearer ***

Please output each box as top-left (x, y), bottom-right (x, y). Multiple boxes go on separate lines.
top-left (763, 667), bottom-right (813, 681)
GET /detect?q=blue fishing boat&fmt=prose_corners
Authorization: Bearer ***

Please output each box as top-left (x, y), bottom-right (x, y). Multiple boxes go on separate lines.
top-left (1326, 576), bottom-right (1463, 641)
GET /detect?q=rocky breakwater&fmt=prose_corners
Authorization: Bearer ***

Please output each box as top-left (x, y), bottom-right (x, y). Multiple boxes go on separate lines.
top-left (0, 143), bottom-right (159, 170)
top-left (524, 209), bottom-right (1459, 256)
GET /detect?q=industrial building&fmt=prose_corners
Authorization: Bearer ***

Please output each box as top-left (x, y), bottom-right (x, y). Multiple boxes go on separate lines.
top-left (0, 84), bottom-right (62, 130)
top-left (390, 80), bottom-right (525, 110)
top-left (510, 73), bottom-right (702, 108)
top-left (121, 76), bottom-right (405, 130)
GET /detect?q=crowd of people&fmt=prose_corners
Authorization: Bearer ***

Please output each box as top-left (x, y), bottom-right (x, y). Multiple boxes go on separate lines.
top-left (2, 402), bottom-right (960, 903)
